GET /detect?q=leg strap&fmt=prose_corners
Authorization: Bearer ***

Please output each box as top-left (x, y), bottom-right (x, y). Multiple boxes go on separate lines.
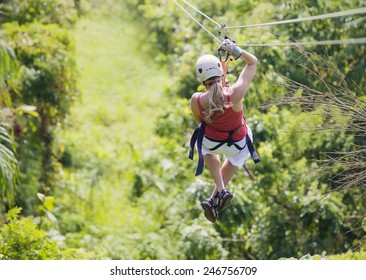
top-left (188, 122), bottom-right (206, 176)
top-left (246, 134), bottom-right (260, 164)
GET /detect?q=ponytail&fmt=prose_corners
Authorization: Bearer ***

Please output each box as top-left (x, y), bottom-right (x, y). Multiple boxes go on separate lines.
top-left (204, 82), bottom-right (232, 123)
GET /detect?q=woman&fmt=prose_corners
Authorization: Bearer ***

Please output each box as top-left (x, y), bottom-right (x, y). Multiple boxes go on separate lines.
top-left (189, 39), bottom-right (259, 223)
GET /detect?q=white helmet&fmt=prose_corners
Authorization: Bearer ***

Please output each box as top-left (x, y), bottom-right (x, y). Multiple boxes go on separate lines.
top-left (195, 54), bottom-right (223, 83)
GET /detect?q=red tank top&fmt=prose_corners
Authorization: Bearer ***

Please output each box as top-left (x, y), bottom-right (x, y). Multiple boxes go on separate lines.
top-left (197, 90), bottom-right (247, 141)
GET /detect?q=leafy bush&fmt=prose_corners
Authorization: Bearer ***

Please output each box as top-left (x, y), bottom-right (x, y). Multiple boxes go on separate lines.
top-left (2, 22), bottom-right (77, 114)
top-left (1, 22), bottom-right (77, 206)
top-left (130, 0), bottom-right (366, 260)
top-left (0, 207), bottom-right (62, 259)
top-left (1, 0), bottom-right (364, 261)
top-left (328, 248), bottom-right (366, 260)
top-left (0, 0), bottom-right (78, 26)
top-left (0, 41), bottom-right (19, 212)
top-left (281, 245), bottom-right (366, 260)
top-left (0, 39), bottom-right (19, 105)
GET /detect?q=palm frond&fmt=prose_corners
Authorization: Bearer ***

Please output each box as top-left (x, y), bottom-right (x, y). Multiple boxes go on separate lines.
top-left (0, 39), bottom-right (19, 106)
top-left (0, 122), bottom-right (18, 205)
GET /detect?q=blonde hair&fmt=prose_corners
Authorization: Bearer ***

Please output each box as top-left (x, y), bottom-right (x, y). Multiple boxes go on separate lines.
top-left (204, 81), bottom-right (232, 123)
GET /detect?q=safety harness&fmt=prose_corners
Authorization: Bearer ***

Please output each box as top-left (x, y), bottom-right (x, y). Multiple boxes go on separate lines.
top-left (189, 30), bottom-right (260, 176)
top-left (205, 124), bottom-right (246, 151)
top-left (189, 121), bottom-right (260, 176)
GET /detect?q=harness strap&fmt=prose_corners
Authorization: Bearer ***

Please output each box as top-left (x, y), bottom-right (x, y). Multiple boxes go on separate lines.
top-left (188, 121), bottom-right (206, 176)
top-left (208, 140), bottom-right (246, 151)
top-left (206, 129), bottom-right (247, 151)
top-left (189, 121), bottom-right (260, 176)
top-left (246, 134), bottom-right (260, 164)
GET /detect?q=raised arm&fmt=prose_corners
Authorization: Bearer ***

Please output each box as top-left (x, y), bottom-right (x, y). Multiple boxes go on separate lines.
top-left (231, 50), bottom-right (257, 104)
top-left (218, 40), bottom-right (257, 105)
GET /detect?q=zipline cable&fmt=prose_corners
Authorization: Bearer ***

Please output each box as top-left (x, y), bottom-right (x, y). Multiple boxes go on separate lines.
top-left (238, 37), bottom-right (366, 47)
top-left (180, 0), bottom-right (221, 27)
top-left (174, 1), bottom-right (366, 47)
top-left (227, 7), bottom-right (366, 29)
top-left (173, 0), bottom-right (221, 42)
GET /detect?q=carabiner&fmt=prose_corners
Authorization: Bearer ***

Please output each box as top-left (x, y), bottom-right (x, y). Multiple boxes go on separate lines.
top-left (218, 22), bottom-right (229, 41)
top-left (217, 23), bottom-right (236, 86)
top-left (218, 22), bottom-right (234, 62)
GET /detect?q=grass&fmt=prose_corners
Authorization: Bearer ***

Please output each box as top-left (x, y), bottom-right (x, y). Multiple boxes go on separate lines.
top-left (58, 2), bottom-right (172, 244)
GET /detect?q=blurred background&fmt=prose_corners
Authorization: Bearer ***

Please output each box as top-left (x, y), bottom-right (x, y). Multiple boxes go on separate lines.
top-left (0, 0), bottom-right (365, 260)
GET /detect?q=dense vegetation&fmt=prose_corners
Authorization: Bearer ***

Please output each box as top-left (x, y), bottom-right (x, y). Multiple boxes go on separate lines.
top-left (0, 0), bottom-right (365, 260)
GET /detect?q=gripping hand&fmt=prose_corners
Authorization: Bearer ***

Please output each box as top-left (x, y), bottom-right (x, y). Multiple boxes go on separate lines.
top-left (218, 38), bottom-right (243, 60)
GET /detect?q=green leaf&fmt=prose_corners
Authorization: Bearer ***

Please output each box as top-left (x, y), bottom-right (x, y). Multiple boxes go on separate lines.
top-left (43, 196), bottom-right (55, 211)
top-left (295, 88), bottom-right (304, 97)
top-left (37, 193), bottom-right (45, 201)
top-left (15, 105), bottom-right (39, 117)
top-left (45, 210), bottom-right (57, 222)
top-left (5, 207), bottom-right (22, 222)
top-left (359, 96), bottom-right (366, 102)
top-left (362, 217), bottom-right (366, 232)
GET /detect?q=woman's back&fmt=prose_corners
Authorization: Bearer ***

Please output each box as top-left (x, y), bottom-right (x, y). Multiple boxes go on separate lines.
top-left (196, 90), bottom-right (246, 141)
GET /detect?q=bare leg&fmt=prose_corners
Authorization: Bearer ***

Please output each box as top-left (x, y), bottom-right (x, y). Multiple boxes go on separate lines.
top-left (221, 159), bottom-right (238, 187)
top-left (205, 155), bottom-right (238, 198)
top-left (204, 154), bottom-right (224, 203)
top-left (202, 156), bottom-right (238, 220)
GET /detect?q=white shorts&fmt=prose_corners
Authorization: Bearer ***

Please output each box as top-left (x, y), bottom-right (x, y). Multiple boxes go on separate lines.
top-left (201, 125), bottom-right (253, 167)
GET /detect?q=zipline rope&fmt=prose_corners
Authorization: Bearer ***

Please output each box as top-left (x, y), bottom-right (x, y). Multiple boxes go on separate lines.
top-left (173, 0), bottom-right (221, 42)
top-left (180, 0), bottom-right (221, 27)
top-left (228, 7), bottom-right (366, 29)
top-left (174, 0), bottom-right (366, 47)
top-left (238, 37), bottom-right (366, 47)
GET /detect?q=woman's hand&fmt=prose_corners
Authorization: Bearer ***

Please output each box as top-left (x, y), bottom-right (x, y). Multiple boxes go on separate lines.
top-left (218, 39), bottom-right (243, 60)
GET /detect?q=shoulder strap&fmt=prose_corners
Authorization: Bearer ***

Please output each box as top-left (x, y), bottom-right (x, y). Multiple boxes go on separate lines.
top-left (224, 87), bottom-right (231, 103)
top-left (226, 94), bottom-right (231, 103)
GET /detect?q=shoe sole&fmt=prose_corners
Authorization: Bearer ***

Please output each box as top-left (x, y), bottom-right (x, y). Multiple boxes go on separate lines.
top-left (201, 202), bottom-right (217, 223)
top-left (219, 194), bottom-right (233, 211)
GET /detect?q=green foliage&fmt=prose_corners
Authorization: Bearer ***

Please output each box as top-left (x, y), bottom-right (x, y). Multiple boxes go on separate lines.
top-left (328, 250), bottom-right (366, 260)
top-left (2, 22), bottom-right (77, 199)
top-left (180, 221), bottom-right (229, 260)
top-left (0, 39), bottom-right (19, 105)
top-left (1, 0), bottom-right (365, 261)
top-left (0, 123), bottom-right (18, 210)
top-left (129, 0), bottom-right (366, 260)
top-left (0, 0), bottom-right (78, 27)
top-left (282, 243), bottom-right (366, 259)
top-left (0, 207), bottom-right (62, 259)
top-left (0, 207), bottom-right (98, 260)
top-left (0, 42), bottom-right (20, 200)
top-left (2, 22), bottom-right (77, 115)
top-left (263, 0), bottom-right (366, 93)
